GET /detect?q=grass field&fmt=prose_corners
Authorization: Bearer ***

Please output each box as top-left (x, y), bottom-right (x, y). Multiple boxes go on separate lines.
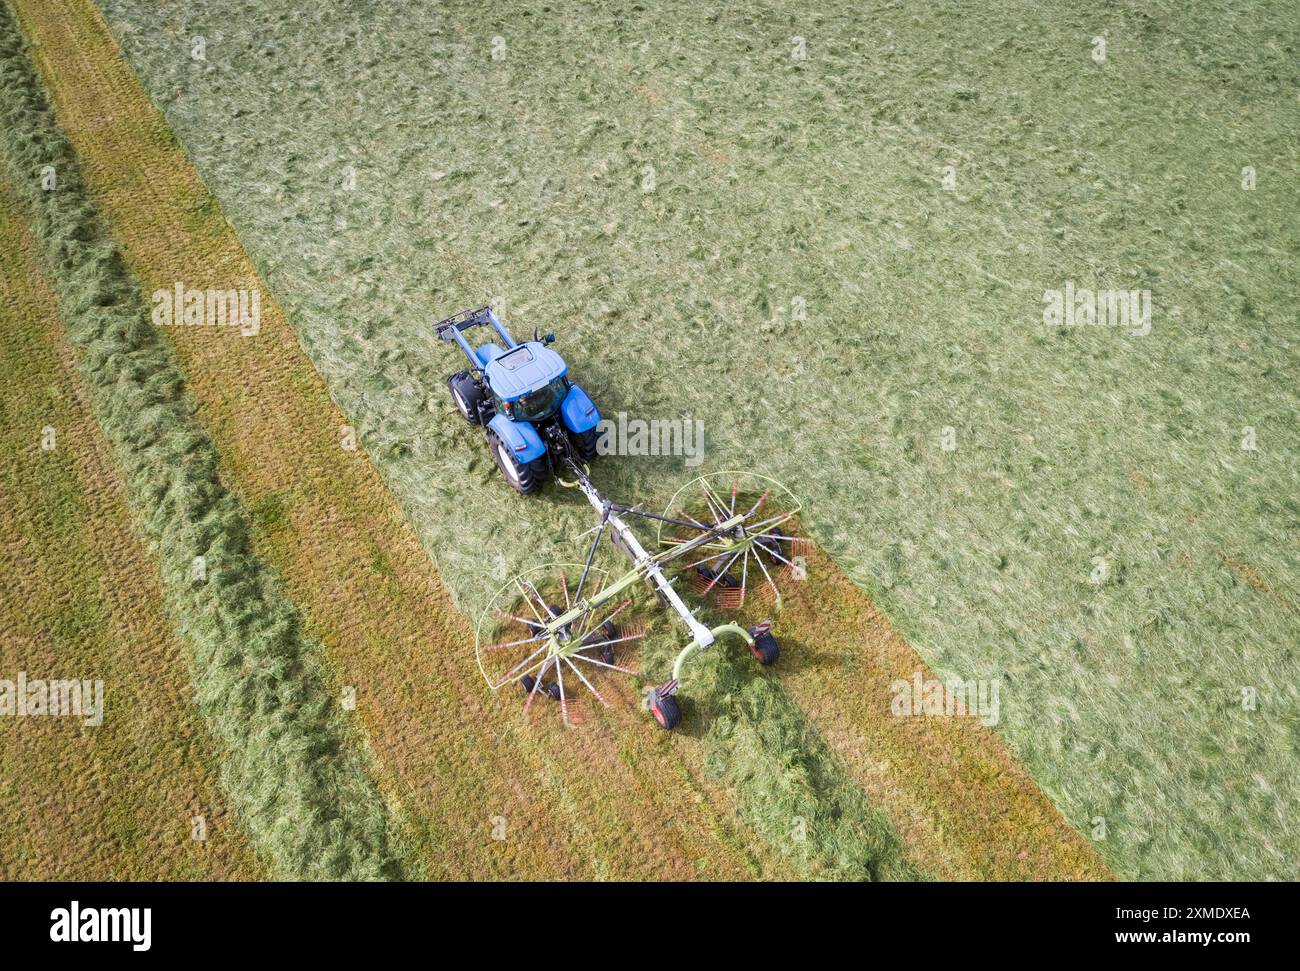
top-left (1, 0), bottom-right (1294, 881)
top-left (0, 178), bottom-right (263, 879)
top-left (76, 0), bottom-right (1299, 879)
top-left (0, 5), bottom-right (416, 878)
top-left (7, 0), bottom-right (828, 881)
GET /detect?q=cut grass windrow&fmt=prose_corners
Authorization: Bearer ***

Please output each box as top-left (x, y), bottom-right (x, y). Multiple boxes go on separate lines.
top-left (777, 552), bottom-right (1111, 880)
top-left (0, 5), bottom-right (407, 880)
top-left (13, 0), bottom-right (797, 880)
top-left (0, 178), bottom-right (264, 880)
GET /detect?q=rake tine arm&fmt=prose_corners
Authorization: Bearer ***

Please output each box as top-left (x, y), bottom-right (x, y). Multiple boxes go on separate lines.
top-left (515, 578), bottom-right (547, 623)
top-left (563, 657), bottom-right (609, 708)
top-left (752, 545), bottom-right (781, 603)
top-left (568, 654), bottom-right (640, 676)
top-left (523, 579), bottom-right (557, 617)
top-left (574, 631), bottom-right (646, 652)
top-left (522, 657), bottom-right (554, 713)
top-left (494, 641), bottom-right (553, 689)
top-left (701, 549), bottom-right (745, 594)
top-left (484, 631), bottom-right (549, 653)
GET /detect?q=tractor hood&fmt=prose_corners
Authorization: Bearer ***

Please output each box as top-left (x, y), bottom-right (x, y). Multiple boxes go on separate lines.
top-left (484, 342), bottom-right (568, 401)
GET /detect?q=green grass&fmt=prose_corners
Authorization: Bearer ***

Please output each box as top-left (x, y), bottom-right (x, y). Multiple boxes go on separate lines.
top-left (0, 4), bottom-right (410, 880)
top-left (98, 0), bottom-right (1299, 878)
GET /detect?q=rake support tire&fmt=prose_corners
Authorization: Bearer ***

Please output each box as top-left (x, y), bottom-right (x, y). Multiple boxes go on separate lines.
top-left (750, 631), bottom-right (780, 666)
top-left (650, 693), bottom-right (681, 730)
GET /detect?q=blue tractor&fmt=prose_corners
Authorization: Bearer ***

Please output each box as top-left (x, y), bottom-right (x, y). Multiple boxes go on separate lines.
top-left (438, 307), bottom-right (602, 493)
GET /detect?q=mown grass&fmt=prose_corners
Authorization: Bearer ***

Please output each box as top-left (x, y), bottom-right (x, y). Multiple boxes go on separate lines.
top-left (13, 0), bottom-right (807, 882)
top-left (0, 4), bottom-right (409, 880)
top-left (82, 0), bottom-right (919, 878)
top-left (0, 179), bottom-right (263, 879)
top-left (98, 0), bottom-right (1300, 878)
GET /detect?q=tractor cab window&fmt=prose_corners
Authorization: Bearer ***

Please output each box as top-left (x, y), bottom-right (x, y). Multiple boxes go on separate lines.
top-left (507, 377), bottom-right (567, 423)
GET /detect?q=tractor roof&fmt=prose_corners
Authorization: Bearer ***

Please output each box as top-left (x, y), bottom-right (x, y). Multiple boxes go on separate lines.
top-left (484, 342), bottom-right (568, 401)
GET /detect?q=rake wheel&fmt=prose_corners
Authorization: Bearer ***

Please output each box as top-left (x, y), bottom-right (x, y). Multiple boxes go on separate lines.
top-left (475, 562), bottom-right (647, 726)
top-left (658, 471), bottom-right (811, 611)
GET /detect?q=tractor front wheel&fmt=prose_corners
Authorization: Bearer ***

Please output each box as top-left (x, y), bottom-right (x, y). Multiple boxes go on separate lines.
top-left (448, 371), bottom-right (484, 425)
top-left (489, 432), bottom-right (545, 494)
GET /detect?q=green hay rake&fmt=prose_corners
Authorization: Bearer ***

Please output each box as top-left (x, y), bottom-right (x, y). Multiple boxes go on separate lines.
top-left (475, 467), bottom-right (810, 729)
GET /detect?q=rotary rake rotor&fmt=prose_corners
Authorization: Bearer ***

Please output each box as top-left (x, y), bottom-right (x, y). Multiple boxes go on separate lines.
top-left (474, 462), bottom-right (811, 730)
top-left (476, 563), bottom-right (647, 727)
top-left (659, 471), bottom-right (813, 613)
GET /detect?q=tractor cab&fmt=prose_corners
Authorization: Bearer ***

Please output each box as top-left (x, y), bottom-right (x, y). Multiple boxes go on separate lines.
top-left (484, 343), bottom-right (569, 420)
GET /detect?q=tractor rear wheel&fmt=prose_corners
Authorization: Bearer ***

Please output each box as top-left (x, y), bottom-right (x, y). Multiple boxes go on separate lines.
top-left (572, 427), bottom-right (600, 460)
top-left (650, 693), bottom-right (681, 730)
top-left (448, 371), bottom-right (483, 425)
top-left (489, 432), bottom-right (545, 494)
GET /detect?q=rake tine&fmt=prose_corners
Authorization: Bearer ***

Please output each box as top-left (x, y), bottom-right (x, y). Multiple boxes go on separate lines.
top-left (701, 482), bottom-right (729, 525)
top-left (744, 509), bottom-right (795, 536)
top-left (564, 656), bottom-right (609, 708)
top-left (574, 596), bottom-right (631, 642)
top-left (556, 655), bottom-right (569, 726)
top-left (739, 548), bottom-right (750, 607)
top-left (523, 579), bottom-right (557, 618)
top-left (702, 549), bottom-right (744, 595)
top-left (494, 641), bottom-right (553, 690)
top-left (702, 477), bottom-right (732, 513)
top-left (758, 542), bottom-right (797, 570)
top-left (560, 571), bottom-right (571, 610)
top-left (752, 545), bottom-right (781, 602)
top-left (684, 548), bottom-right (734, 570)
top-left (506, 612), bottom-right (548, 629)
top-left (515, 578), bottom-right (546, 623)
top-left (568, 654), bottom-right (640, 676)
top-left (575, 631), bottom-right (646, 652)
top-left (522, 657), bottom-right (552, 713)
top-left (716, 586), bottom-right (744, 610)
top-left (674, 506), bottom-right (712, 531)
top-left (484, 631), bottom-right (549, 653)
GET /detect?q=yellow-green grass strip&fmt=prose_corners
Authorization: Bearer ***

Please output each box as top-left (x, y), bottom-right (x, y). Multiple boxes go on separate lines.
top-left (0, 3), bottom-right (410, 880)
top-left (0, 179), bottom-right (264, 879)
